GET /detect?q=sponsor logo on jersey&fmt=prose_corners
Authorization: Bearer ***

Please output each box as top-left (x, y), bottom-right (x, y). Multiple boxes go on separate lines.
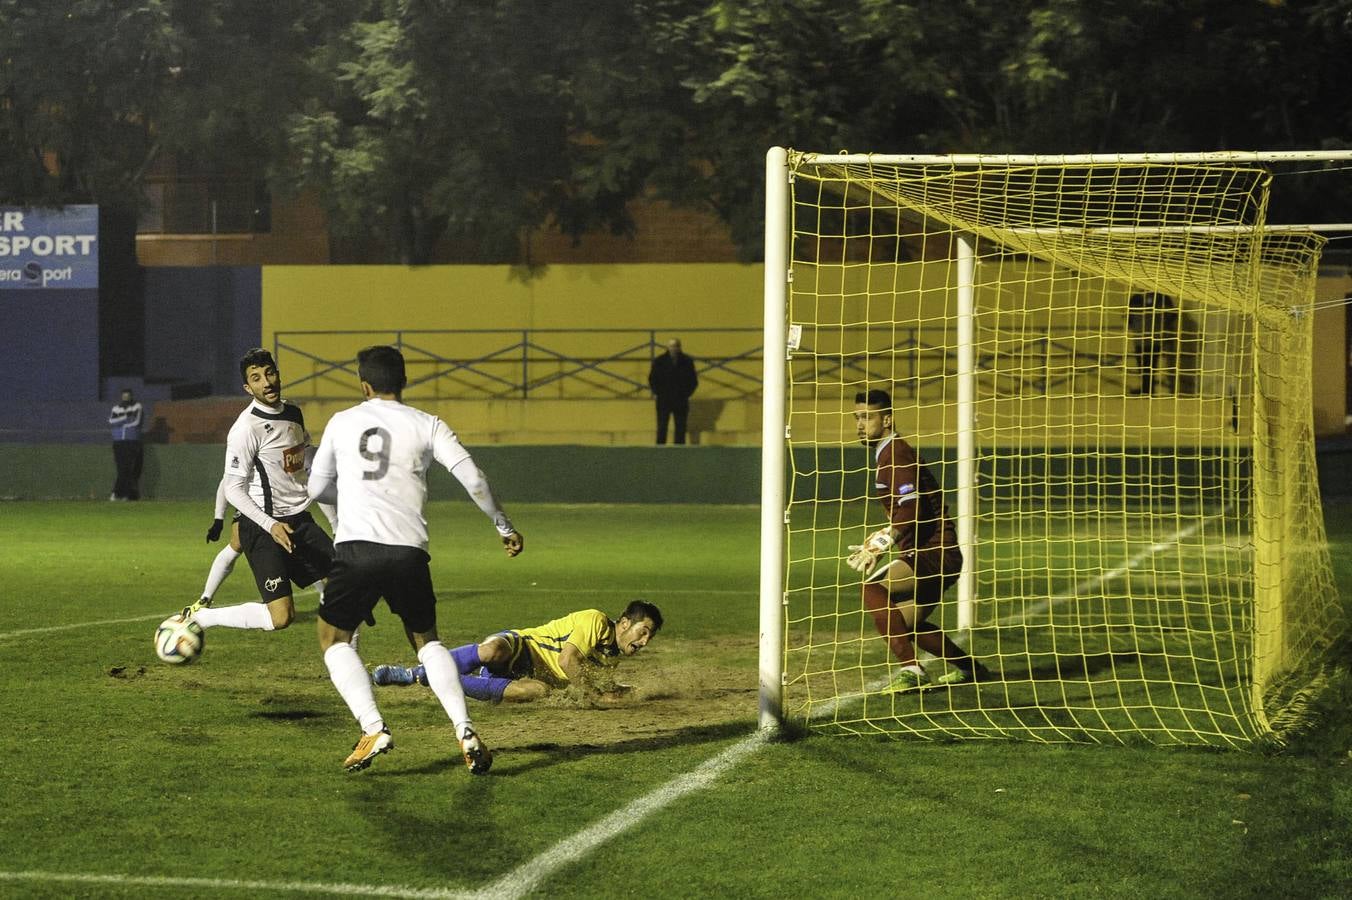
top-left (265, 577), bottom-right (283, 592)
top-left (228, 454), bottom-right (241, 471)
top-left (282, 442), bottom-right (306, 475)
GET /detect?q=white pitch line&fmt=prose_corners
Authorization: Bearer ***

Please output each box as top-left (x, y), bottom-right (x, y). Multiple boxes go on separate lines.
top-left (478, 732), bottom-right (770, 900)
top-left (0, 870), bottom-right (474, 899)
top-left (995, 512), bottom-right (1222, 627)
top-left (0, 586), bottom-right (323, 643)
top-left (0, 585), bottom-right (752, 643)
top-left (0, 612), bottom-right (168, 641)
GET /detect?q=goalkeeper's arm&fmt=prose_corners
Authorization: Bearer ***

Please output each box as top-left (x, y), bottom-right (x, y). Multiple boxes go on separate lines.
top-left (847, 526), bottom-right (896, 574)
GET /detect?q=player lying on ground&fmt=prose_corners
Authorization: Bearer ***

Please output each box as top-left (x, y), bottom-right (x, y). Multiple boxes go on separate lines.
top-left (849, 388), bottom-right (992, 693)
top-left (372, 600), bottom-right (663, 704)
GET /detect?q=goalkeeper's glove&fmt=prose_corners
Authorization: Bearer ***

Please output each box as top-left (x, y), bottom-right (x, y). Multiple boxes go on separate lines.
top-left (206, 518), bottom-right (224, 543)
top-left (846, 527), bottom-right (894, 574)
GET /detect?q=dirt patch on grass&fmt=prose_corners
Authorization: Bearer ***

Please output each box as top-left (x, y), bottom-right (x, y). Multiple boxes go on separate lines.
top-left (478, 637), bottom-right (758, 753)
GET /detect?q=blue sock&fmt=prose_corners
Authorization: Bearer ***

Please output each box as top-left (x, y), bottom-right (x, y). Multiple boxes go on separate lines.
top-left (460, 674), bottom-right (510, 703)
top-left (450, 643), bottom-right (481, 674)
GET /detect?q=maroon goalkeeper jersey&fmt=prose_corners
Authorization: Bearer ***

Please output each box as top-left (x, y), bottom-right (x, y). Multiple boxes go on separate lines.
top-left (873, 433), bottom-right (957, 553)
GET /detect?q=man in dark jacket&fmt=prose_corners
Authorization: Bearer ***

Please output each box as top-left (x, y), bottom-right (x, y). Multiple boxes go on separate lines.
top-left (647, 338), bottom-right (698, 444)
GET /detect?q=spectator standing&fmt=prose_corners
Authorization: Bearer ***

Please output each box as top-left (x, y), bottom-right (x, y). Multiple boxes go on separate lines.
top-left (1126, 291), bottom-right (1179, 396)
top-left (647, 338), bottom-right (698, 444)
top-left (108, 388), bottom-right (143, 501)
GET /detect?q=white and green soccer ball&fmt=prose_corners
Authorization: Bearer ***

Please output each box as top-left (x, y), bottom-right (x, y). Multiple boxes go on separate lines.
top-left (154, 614), bottom-right (204, 665)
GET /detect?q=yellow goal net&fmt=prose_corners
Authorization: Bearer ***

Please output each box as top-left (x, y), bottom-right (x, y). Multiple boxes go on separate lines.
top-left (758, 149), bottom-right (1347, 747)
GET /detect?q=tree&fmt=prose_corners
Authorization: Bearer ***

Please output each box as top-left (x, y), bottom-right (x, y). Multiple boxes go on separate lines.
top-left (652, 0), bottom-right (1352, 257)
top-left (283, 0), bottom-right (674, 264)
top-left (0, 0), bottom-right (183, 376)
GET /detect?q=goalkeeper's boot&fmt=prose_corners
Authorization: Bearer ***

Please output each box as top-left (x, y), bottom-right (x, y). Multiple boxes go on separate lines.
top-left (411, 665), bottom-right (429, 686)
top-left (179, 596), bottom-right (213, 622)
top-left (460, 727), bottom-right (492, 776)
top-left (344, 726), bottom-right (393, 772)
top-left (883, 666), bottom-right (929, 694)
top-left (936, 660), bottom-right (994, 687)
top-left (372, 664), bottom-right (417, 686)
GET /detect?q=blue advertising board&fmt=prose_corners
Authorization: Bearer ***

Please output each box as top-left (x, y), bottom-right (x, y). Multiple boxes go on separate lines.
top-left (0, 205), bottom-right (99, 289)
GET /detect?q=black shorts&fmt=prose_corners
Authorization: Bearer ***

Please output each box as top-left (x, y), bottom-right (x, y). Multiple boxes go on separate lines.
top-left (319, 541), bottom-right (437, 633)
top-left (237, 511), bottom-right (334, 602)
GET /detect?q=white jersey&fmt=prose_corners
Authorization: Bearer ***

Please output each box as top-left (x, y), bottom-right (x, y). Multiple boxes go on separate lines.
top-left (222, 399), bottom-right (313, 531)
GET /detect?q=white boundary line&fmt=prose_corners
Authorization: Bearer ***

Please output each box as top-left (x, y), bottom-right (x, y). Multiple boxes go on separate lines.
top-left (0, 870), bottom-right (473, 899)
top-left (0, 585), bottom-right (754, 642)
top-left (478, 733), bottom-right (770, 899)
top-left (994, 512), bottom-right (1221, 627)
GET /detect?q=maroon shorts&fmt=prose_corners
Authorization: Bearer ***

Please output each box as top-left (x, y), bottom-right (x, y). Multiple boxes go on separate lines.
top-left (869, 538), bottom-right (962, 606)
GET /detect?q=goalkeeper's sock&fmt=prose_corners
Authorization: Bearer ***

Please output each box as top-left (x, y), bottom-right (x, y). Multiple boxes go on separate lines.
top-left (324, 642), bottom-right (384, 735)
top-left (193, 601), bottom-right (275, 631)
top-left (862, 581), bottom-right (917, 666)
top-left (450, 643), bottom-right (482, 674)
top-left (460, 674), bottom-right (511, 703)
top-left (418, 641), bottom-right (474, 737)
top-left (915, 622), bottom-right (972, 667)
top-left (200, 544), bottom-right (241, 602)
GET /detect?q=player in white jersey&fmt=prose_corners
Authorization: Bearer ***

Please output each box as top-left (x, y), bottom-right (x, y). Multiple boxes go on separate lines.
top-left (307, 345), bottom-right (523, 775)
top-left (193, 473), bottom-right (338, 613)
top-left (196, 476), bottom-right (244, 607)
top-left (174, 348), bottom-right (335, 635)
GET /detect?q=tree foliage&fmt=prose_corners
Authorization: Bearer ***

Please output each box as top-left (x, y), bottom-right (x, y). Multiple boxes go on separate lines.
top-left (1, 0), bottom-right (1349, 265)
top-left (282, 0), bottom-right (683, 264)
top-left (658, 0), bottom-right (1352, 254)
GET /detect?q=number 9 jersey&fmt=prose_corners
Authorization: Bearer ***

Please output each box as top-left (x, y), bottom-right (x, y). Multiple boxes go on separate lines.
top-left (309, 397), bottom-right (474, 551)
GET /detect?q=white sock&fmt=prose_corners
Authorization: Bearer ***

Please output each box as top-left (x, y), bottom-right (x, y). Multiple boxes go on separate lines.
top-left (418, 641), bottom-right (473, 740)
top-left (324, 642), bottom-right (384, 735)
top-left (193, 602), bottom-right (275, 631)
top-left (200, 545), bottom-right (241, 602)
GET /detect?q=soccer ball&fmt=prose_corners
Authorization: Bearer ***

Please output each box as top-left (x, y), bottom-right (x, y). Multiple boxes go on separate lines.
top-left (154, 614), bottom-right (204, 665)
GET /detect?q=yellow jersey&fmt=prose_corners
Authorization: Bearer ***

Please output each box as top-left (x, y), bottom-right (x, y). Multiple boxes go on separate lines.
top-left (504, 609), bottom-right (621, 685)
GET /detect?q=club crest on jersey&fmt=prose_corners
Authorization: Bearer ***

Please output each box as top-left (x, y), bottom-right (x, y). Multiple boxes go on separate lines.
top-left (263, 423), bottom-right (274, 433)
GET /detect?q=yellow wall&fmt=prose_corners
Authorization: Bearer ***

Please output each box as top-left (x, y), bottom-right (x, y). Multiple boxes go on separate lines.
top-left (259, 261), bottom-right (1352, 443)
top-left (262, 263), bottom-right (764, 336)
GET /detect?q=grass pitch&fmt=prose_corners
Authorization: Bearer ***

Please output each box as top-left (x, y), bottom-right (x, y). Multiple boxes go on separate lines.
top-left (0, 499), bottom-right (1348, 898)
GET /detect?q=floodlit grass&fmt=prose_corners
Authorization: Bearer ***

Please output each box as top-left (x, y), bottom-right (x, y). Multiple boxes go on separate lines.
top-left (0, 499), bottom-right (1348, 898)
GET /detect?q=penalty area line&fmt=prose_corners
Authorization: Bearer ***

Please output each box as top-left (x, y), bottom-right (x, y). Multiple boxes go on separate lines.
top-left (0, 585), bottom-right (323, 642)
top-left (994, 511), bottom-right (1221, 628)
top-left (0, 870), bottom-right (474, 899)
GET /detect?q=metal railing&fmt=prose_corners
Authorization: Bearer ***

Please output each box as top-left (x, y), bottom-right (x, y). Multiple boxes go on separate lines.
top-left (273, 325), bottom-right (1129, 402)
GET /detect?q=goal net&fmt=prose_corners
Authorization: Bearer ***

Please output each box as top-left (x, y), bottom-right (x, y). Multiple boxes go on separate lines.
top-left (759, 149), bottom-right (1346, 747)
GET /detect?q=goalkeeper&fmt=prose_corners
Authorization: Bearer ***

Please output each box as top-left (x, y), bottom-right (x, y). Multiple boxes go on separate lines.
top-left (371, 600), bottom-right (663, 704)
top-left (848, 389), bottom-right (991, 692)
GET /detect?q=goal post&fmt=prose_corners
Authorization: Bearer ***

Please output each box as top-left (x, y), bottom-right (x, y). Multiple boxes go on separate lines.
top-left (759, 148), bottom-right (1352, 747)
